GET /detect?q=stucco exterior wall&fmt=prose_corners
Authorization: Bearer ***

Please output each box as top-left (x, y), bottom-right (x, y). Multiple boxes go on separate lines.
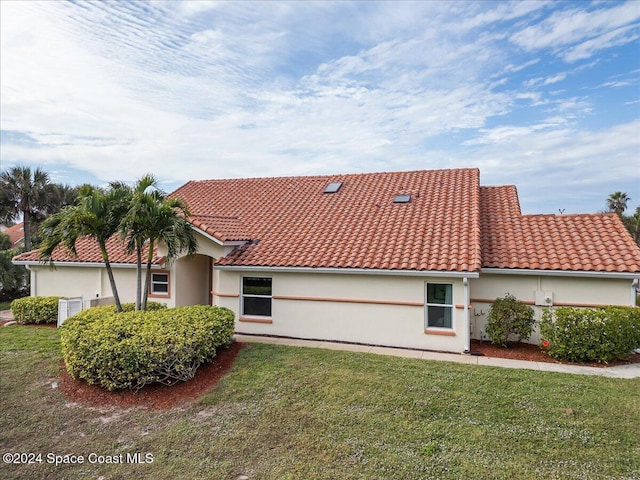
top-left (28, 265), bottom-right (142, 307)
top-left (174, 255), bottom-right (210, 307)
top-left (214, 270), bottom-right (470, 352)
top-left (469, 273), bottom-right (635, 344)
top-left (175, 229), bottom-right (225, 259)
top-left (30, 265), bottom-right (182, 308)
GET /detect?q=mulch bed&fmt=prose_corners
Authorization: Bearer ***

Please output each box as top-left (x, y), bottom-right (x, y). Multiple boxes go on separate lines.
top-left (58, 342), bottom-right (244, 410)
top-left (471, 339), bottom-right (640, 368)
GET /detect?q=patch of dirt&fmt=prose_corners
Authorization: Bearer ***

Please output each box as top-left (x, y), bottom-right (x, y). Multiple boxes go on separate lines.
top-left (58, 342), bottom-right (244, 410)
top-left (470, 340), bottom-right (640, 368)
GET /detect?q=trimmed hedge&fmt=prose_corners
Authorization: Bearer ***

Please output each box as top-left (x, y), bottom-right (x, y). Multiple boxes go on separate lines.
top-left (540, 306), bottom-right (640, 364)
top-left (10, 296), bottom-right (60, 324)
top-left (60, 305), bottom-right (235, 391)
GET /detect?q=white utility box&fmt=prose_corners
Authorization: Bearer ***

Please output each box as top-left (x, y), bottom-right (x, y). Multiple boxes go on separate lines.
top-left (534, 290), bottom-right (553, 306)
top-left (58, 297), bottom-right (83, 327)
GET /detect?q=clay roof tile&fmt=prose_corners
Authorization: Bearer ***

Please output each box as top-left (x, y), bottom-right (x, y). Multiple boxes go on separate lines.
top-left (171, 168), bottom-right (483, 272)
top-left (480, 187), bottom-right (640, 273)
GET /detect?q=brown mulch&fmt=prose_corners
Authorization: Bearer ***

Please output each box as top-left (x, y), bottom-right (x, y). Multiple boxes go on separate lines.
top-left (470, 339), bottom-right (640, 368)
top-left (58, 342), bottom-right (244, 410)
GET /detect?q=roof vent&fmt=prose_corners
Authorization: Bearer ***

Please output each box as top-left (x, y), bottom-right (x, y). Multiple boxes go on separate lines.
top-left (323, 182), bottom-right (343, 194)
top-left (393, 194), bottom-right (411, 203)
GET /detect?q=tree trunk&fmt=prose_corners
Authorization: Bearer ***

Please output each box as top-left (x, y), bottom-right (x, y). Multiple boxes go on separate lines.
top-left (135, 245), bottom-right (142, 311)
top-left (142, 240), bottom-right (155, 311)
top-left (23, 210), bottom-right (32, 251)
top-left (100, 243), bottom-right (123, 312)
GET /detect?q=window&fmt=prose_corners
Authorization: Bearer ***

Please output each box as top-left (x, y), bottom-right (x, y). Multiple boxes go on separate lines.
top-left (426, 283), bottom-right (453, 329)
top-left (393, 194), bottom-right (411, 203)
top-left (323, 182), bottom-right (343, 194)
top-left (242, 277), bottom-right (272, 317)
top-left (150, 272), bottom-right (170, 297)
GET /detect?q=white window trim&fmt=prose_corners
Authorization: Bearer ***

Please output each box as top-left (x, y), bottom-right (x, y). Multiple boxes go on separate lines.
top-left (150, 271), bottom-right (170, 297)
top-left (425, 282), bottom-right (454, 330)
top-left (241, 276), bottom-right (273, 318)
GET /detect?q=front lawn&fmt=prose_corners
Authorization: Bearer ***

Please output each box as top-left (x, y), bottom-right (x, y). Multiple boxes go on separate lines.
top-left (1, 325), bottom-right (639, 479)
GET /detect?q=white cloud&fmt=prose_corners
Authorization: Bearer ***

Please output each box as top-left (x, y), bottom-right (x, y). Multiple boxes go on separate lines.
top-left (463, 117), bottom-right (569, 146)
top-left (562, 25), bottom-right (640, 62)
top-left (1, 1), bottom-right (638, 215)
top-left (503, 58), bottom-right (540, 73)
top-left (524, 72), bottom-right (567, 88)
top-left (510, 1), bottom-right (640, 60)
top-left (462, 120), bottom-right (640, 213)
top-left (599, 80), bottom-right (631, 88)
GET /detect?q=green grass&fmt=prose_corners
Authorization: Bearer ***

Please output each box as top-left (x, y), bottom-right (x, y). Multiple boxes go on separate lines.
top-left (0, 300), bottom-right (12, 311)
top-left (1, 326), bottom-right (639, 480)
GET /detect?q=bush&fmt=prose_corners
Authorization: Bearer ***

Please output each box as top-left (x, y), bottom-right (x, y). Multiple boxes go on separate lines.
top-left (540, 307), bottom-right (640, 364)
top-left (119, 302), bottom-right (167, 312)
top-left (0, 249), bottom-right (29, 294)
top-left (60, 305), bottom-right (235, 391)
top-left (485, 293), bottom-right (535, 347)
top-left (10, 296), bottom-right (60, 324)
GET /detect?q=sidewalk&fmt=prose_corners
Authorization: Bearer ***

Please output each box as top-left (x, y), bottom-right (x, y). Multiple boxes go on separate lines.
top-left (234, 334), bottom-right (640, 379)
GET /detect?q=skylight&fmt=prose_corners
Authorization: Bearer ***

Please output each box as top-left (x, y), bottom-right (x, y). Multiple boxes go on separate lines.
top-left (323, 182), bottom-right (343, 194)
top-left (393, 194), bottom-right (411, 203)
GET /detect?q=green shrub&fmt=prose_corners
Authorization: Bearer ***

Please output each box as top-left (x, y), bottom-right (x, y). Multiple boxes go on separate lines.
top-left (120, 301), bottom-right (167, 312)
top-left (485, 293), bottom-right (535, 347)
top-left (540, 306), bottom-right (640, 364)
top-left (60, 305), bottom-right (235, 391)
top-left (10, 296), bottom-right (60, 324)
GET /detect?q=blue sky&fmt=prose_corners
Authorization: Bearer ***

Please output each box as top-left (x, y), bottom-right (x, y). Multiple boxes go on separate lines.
top-left (1, 0), bottom-right (638, 214)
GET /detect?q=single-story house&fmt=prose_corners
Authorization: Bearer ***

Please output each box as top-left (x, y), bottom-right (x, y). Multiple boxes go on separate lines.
top-left (13, 168), bottom-right (640, 353)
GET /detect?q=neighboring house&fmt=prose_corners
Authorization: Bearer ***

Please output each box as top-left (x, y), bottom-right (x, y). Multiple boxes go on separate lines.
top-left (13, 168), bottom-right (640, 353)
top-left (3, 222), bottom-right (25, 249)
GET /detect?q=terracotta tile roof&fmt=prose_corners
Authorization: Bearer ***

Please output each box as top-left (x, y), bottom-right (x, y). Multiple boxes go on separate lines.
top-left (13, 235), bottom-right (163, 266)
top-left (173, 168), bottom-right (483, 272)
top-left (480, 186), bottom-right (640, 273)
top-left (3, 222), bottom-right (25, 247)
top-left (190, 215), bottom-right (252, 242)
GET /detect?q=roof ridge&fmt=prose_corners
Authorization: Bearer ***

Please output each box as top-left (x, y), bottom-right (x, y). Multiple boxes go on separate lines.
top-left (521, 212), bottom-right (618, 219)
top-left (182, 167), bottom-right (481, 185)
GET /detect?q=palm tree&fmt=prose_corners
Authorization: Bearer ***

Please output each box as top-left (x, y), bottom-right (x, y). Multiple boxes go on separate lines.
top-left (623, 206), bottom-right (640, 246)
top-left (118, 176), bottom-right (150, 311)
top-left (607, 192), bottom-right (630, 216)
top-left (50, 184), bottom-right (80, 211)
top-left (39, 184), bottom-right (132, 312)
top-left (0, 166), bottom-right (55, 250)
top-left (120, 175), bottom-right (197, 310)
top-left (141, 196), bottom-right (197, 310)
